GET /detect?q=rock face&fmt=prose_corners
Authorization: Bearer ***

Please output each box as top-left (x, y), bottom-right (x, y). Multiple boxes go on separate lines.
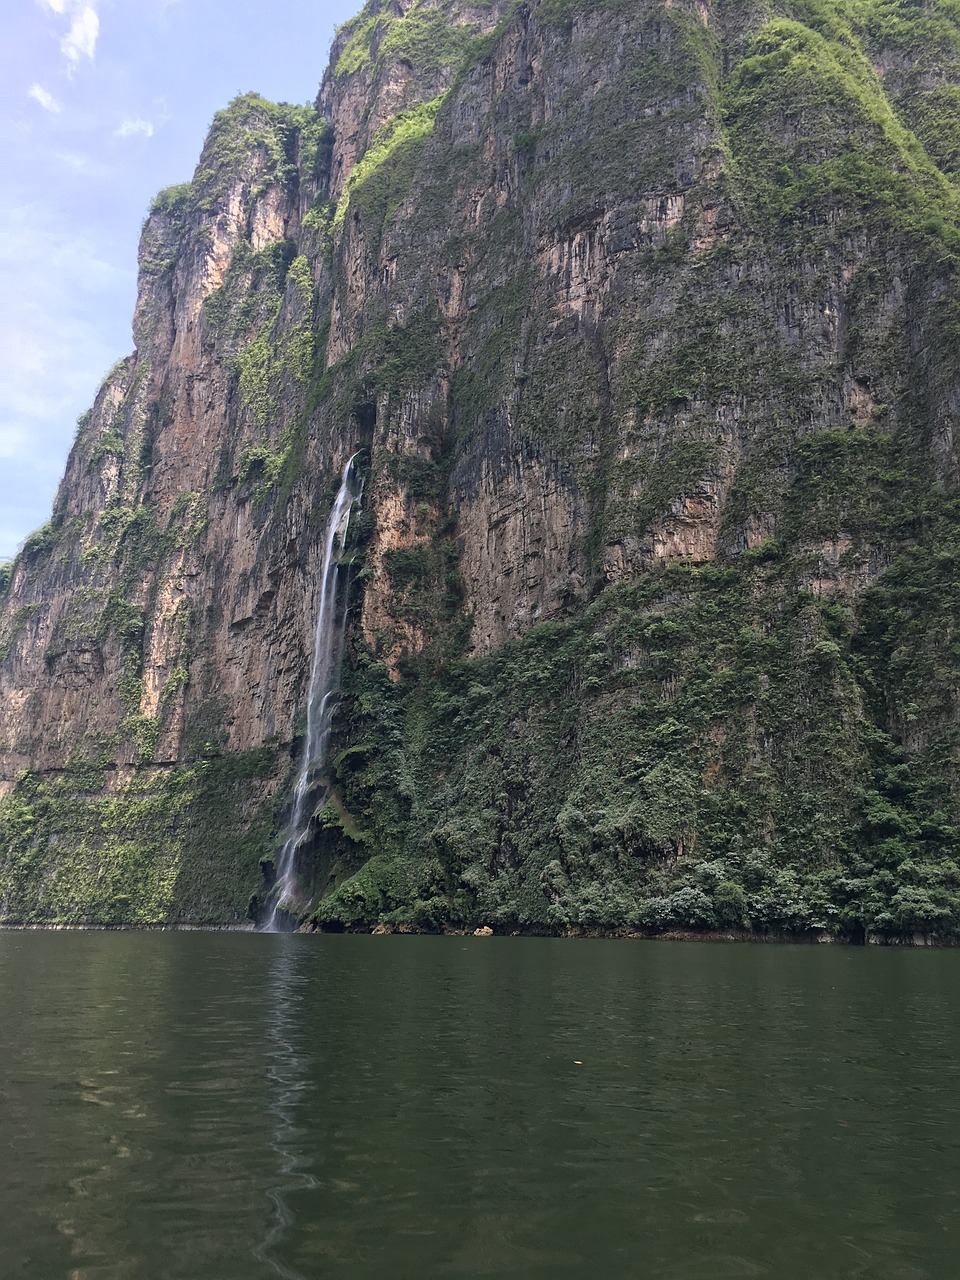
top-left (3, 0), bottom-right (960, 934)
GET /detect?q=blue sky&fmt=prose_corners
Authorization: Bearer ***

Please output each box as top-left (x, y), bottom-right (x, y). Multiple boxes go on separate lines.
top-left (1, 0), bottom-right (358, 560)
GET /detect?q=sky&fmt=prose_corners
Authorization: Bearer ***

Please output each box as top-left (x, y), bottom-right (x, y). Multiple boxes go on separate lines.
top-left (0, 0), bottom-right (359, 560)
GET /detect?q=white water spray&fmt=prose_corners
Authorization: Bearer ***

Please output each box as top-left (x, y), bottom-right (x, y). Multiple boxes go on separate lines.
top-left (264, 455), bottom-right (361, 931)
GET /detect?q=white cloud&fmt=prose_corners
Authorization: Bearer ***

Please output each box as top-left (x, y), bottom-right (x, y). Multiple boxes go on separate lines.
top-left (35, 0), bottom-right (99, 67)
top-left (61, 4), bottom-right (99, 63)
top-left (115, 117), bottom-right (154, 139)
top-left (28, 84), bottom-right (62, 114)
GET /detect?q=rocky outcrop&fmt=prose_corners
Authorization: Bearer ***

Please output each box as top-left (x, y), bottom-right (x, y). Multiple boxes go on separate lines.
top-left (3, 0), bottom-right (960, 936)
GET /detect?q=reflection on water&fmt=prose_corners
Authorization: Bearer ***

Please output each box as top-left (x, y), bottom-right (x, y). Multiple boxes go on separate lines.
top-left (0, 934), bottom-right (959, 1278)
top-left (254, 939), bottom-right (317, 1280)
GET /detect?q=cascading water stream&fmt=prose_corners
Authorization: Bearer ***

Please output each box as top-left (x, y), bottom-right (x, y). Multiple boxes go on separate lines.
top-left (263, 455), bottom-right (361, 932)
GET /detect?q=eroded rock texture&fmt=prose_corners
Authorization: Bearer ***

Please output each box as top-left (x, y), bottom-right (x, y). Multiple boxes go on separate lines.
top-left (3, 0), bottom-right (960, 934)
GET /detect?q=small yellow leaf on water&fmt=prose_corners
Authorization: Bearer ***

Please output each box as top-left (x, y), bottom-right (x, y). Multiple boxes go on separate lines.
top-left (573, 1060), bottom-right (583, 1065)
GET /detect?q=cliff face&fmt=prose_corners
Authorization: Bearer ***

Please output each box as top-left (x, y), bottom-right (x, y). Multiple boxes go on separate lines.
top-left (3, 0), bottom-right (960, 934)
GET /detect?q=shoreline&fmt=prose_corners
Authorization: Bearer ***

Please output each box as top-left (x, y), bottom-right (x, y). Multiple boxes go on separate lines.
top-left (340, 923), bottom-right (960, 947)
top-left (0, 921), bottom-right (957, 947)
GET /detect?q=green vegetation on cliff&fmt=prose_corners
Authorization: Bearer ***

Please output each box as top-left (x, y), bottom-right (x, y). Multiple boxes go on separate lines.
top-left (334, 0), bottom-right (501, 80)
top-left (288, 0), bottom-right (960, 939)
top-left (0, 749), bottom-right (279, 925)
top-left (314, 551), bottom-right (960, 936)
top-left (5, 0), bottom-right (960, 939)
top-left (334, 96), bottom-right (447, 240)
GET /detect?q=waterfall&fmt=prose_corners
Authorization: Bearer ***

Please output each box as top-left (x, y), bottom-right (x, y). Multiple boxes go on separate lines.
top-left (263, 455), bottom-right (361, 932)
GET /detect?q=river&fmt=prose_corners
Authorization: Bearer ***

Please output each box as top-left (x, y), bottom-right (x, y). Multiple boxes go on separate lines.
top-left (1, 933), bottom-right (957, 1277)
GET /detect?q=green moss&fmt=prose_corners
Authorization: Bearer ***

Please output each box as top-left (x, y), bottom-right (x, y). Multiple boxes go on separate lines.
top-left (90, 427), bottom-right (125, 464)
top-left (536, 0), bottom-right (636, 27)
top-left (451, 264), bottom-right (531, 446)
top-left (722, 13), bottom-right (960, 243)
top-left (19, 517), bottom-right (62, 560)
top-left (376, 306), bottom-right (445, 394)
top-left (234, 442), bottom-right (293, 503)
top-left (334, 96), bottom-right (446, 238)
top-left (0, 748), bottom-right (281, 926)
top-left (303, 195), bottom-right (336, 255)
top-left (148, 182), bottom-right (194, 218)
top-left (377, 4), bottom-right (482, 75)
top-left (298, 117), bottom-right (334, 184)
top-left (192, 94), bottom-right (321, 211)
top-left (237, 332), bottom-right (278, 428)
top-left (335, 12), bottom-right (382, 76)
top-left (334, 0), bottom-right (493, 81)
top-left (123, 715), bottom-right (162, 761)
top-left (0, 604), bottom-right (41, 663)
top-left (212, 242), bottom-right (316, 440)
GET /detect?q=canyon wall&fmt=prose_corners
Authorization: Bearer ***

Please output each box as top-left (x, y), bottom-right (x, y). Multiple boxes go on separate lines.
top-left (3, 0), bottom-right (960, 934)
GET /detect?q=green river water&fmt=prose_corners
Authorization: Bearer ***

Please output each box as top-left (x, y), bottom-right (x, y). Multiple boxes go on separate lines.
top-left (1, 933), bottom-right (958, 1278)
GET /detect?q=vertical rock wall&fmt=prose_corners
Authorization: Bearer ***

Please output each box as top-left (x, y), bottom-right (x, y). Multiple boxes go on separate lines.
top-left (3, 0), bottom-right (960, 932)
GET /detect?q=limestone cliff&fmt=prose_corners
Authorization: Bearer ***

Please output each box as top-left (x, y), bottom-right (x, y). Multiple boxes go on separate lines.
top-left (3, 0), bottom-right (960, 936)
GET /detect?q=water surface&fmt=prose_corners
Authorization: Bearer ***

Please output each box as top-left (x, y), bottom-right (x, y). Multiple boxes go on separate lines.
top-left (1, 933), bottom-right (957, 1278)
